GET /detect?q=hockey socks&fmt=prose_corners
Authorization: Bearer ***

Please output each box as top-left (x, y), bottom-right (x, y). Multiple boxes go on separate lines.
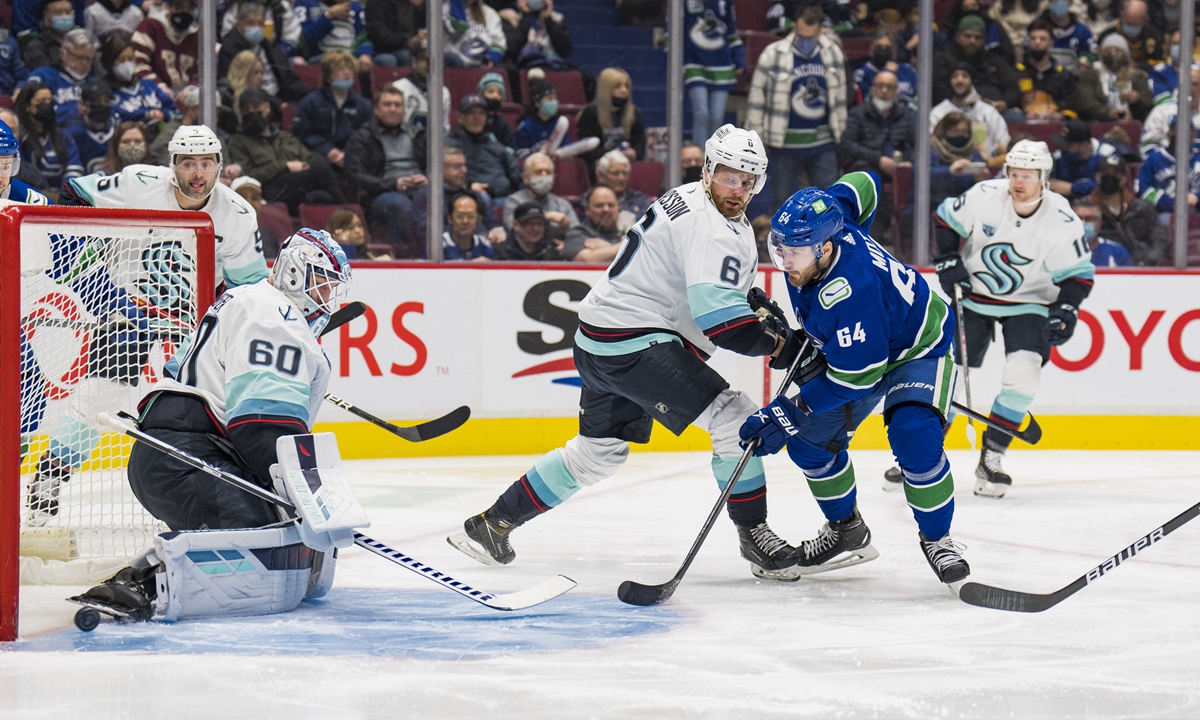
top-left (805, 454), bottom-right (857, 524)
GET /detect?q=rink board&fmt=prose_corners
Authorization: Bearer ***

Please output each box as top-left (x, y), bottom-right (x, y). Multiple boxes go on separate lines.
top-left (310, 264), bottom-right (1200, 455)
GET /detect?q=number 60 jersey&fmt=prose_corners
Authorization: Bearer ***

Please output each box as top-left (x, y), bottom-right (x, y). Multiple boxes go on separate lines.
top-left (787, 172), bottom-right (955, 416)
top-left (148, 279), bottom-right (331, 431)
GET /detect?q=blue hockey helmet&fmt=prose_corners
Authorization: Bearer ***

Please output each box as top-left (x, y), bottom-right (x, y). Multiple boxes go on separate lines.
top-left (272, 228), bottom-right (352, 337)
top-left (768, 187), bottom-right (844, 273)
top-left (0, 119), bottom-right (21, 180)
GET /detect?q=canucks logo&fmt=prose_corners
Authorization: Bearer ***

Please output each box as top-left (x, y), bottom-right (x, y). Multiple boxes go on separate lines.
top-left (973, 243), bottom-right (1032, 295)
top-left (688, 9), bottom-right (727, 51)
top-left (791, 77), bottom-right (828, 120)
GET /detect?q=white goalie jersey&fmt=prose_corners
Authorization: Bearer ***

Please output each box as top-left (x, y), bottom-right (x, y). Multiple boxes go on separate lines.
top-left (574, 181), bottom-right (759, 358)
top-left (64, 164), bottom-right (270, 289)
top-left (936, 179), bottom-right (1095, 313)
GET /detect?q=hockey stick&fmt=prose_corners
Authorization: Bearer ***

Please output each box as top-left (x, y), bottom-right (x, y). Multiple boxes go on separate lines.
top-left (616, 350), bottom-right (805, 607)
top-left (953, 285), bottom-right (977, 450)
top-left (318, 302), bottom-right (472, 442)
top-left (950, 401), bottom-right (1042, 445)
top-left (958, 499), bottom-right (1200, 612)
top-left (97, 412), bottom-right (576, 612)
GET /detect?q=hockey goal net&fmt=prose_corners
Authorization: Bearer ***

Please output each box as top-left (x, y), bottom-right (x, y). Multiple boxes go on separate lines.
top-left (1, 205), bottom-right (214, 640)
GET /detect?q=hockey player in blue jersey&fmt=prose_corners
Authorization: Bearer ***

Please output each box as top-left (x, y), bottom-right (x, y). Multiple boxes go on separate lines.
top-left (738, 171), bottom-right (971, 586)
top-left (0, 119), bottom-right (51, 205)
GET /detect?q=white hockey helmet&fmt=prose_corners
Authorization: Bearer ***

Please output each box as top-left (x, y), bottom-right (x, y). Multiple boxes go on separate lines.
top-left (169, 124), bottom-right (223, 198)
top-left (271, 229), bottom-right (353, 337)
top-left (704, 124), bottom-right (768, 194)
top-left (1003, 139), bottom-right (1054, 186)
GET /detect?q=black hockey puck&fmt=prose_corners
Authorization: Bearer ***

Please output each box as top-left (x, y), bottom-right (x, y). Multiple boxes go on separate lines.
top-left (74, 607), bottom-right (101, 632)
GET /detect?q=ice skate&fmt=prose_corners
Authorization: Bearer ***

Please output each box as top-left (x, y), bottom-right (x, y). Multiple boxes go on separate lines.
top-left (67, 566), bottom-right (157, 631)
top-left (447, 511), bottom-right (517, 566)
top-left (882, 466), bottom-right (903, 492)
top-left (737, 522), bottom-right (799, 575)
top-left (919, 532), bottom-right (970, 585)
top-left (974, 447), bottom-right (1012, 498)
top-left (753, 506), bottom-right (879, 581)
top-left (25, 454), bottom-right (71, 527)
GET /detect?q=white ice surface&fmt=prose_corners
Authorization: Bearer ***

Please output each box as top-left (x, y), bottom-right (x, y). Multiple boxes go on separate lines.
top-left (5, 450), bottom-right (1200, 719)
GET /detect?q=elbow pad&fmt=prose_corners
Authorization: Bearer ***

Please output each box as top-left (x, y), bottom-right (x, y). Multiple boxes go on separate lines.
top-left (705, 314), bottom-right (785, 357)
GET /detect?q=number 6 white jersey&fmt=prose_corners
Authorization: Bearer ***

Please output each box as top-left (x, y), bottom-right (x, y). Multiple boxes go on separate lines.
top-left (936, 179), bottom-right (1095, 315)
top-left (574, 181), bottom-right (760, 359)
top-left (152, 279), bottom-right (331, 429)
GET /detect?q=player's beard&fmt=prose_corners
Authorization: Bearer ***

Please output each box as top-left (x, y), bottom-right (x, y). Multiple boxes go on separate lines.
top-left (176, 171), bottom-right (218, 202)
top-left (709, 186), bottom-right (750, 219)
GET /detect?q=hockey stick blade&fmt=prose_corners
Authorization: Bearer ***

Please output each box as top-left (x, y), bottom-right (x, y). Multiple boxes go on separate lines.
top-left (323, 395), bottom-right (471, 442)
top-left (951, 401), bottom-right (1042, 445)
top-left (353, 533), bottom-right (576, 611)
top-left (320, 301), bottom-right (367, 338)
top-left (959, 499), bottom-right (1200, 612)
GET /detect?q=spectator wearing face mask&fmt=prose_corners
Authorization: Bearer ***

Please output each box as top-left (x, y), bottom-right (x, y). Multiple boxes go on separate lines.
top-left (1097, 0), bottom-right (1164, 66)
top-left (502, 150), bottom-right (577, 231)
top-left (131, 0), bottom-right (201, 93)
top-left (218, 2), bottom-right (314, 103)
top-left (16, 79), bottom-right (83, 189)
top-left (839, 69), bottom-right (914, 242)
top-left (681, 139), bottom-right (703, 184)
top-left (293, 0), bottom-right (375, 73)
top-left (1090, 153), bottom-right (1168, 264)
top-left (1072, 198), bottom-right (1132, 266)
top-left (219, 0), bottom-right (304, 59)
top-left (101, 120), bottom-right (151, 174)
top-left (932, 14), bottom-right (1022, 118)
top-left (291, 50), bottom-right (373, 170)
top-left (1017, 20), bottom-right (1076, 122)
top-left (62, 79), bottom-right (115, 174)
top-left (1038, 0), bottom-right (1096, 71)
top-left (0, 25), bottom-right (31, 96)
top-left (102, 30), bottom-right (177, 128)
top-left (477, 72), bottom-right (515, 148)
top-left (1049, 119), bottom-right (1117, 198)
top-left (929, 64), bottom-right (1010, 159)
top-left (1075, 33), bottom-right (1154, 121)
top-left (21, 0), bottom-right (81, 70)
top-left (1136, 116), bottom-right (1200, 216)
top-left (514, 75), bottom-right (568, 154)
top-left (0, 108), bottom-right (49, 190)
top-left (909, 110), bottom-right (988, 227)
top-left (576, 67), bottom-right (646, 172)
top-left (26, 28), bottom-right (97, 126)
top-left (85, 0), bottom-right (144, 40)
top-left (853, 33), bottom-right (917, 105)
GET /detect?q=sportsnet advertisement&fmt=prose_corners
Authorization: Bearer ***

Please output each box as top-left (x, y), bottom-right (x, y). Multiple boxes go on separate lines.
top-left (315, 265), bottom-right (1200, 454)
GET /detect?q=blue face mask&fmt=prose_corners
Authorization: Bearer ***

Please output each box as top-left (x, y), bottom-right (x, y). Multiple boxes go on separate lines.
top-left (540, 98), bottom-right (558, 116)
top-left (1083, 221), bottom-right (1096, 241)
top-left (50, 15), bottom-right (75, 33)
top-left (1122, 23), bottom-right (1143, 38)
top-left (1049, 0), bottom-right (1069, 17)
top-left (331, 78), bottom-right (354, 91)
top-left (242, 26), bottom-right (265, 44)
top-left (794, 37), bottom-right (818, 56)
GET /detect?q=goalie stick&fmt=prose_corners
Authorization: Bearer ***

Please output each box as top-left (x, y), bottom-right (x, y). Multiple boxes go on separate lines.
top-left (616, 347), bottom-right (805, 607)
top-left (319, 302), bottom-right (472, 443)
top-left (958, 498), bottom-right (1200, 612)
top-left (97, 413), bottom-right (576, 612)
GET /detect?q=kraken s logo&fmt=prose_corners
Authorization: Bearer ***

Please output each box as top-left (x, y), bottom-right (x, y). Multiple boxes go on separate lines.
top-left (973, 243), bottom-right (1032, 295)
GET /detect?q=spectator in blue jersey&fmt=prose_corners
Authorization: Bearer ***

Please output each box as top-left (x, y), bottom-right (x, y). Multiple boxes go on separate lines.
top-left (100, 120), bottom-right (152, 174)
top-left (293, 0), bottom-right (375, 72)
top-left (477, 72), bottom-right (515, 148)
top-left (1017, 20), bottom-right (1077, 123)
top-left (853, 34), bottom-right (916, 105)
top-left (62, 79), bottom-right (114, 174)
top-left (0, 29), bottom-right (32, 96)
top-left (439, 191), bottom-right (495, 260)
top-left (680, 0), bottom-right (743, 143)
top-left (1136, 117), bottom-right (1200, 218)
top-left (100, 30), bottom-right (176, 128)
top-left (0, 119), bottom-right (51, 203)
top-left (1141, 64), bottom-right (1200, 153)
top-left (1090, 153), bottom-right (1169, 264)
top-left (747, 2), bottom-right (847, 207)
top-left (19, 0), bottom-right (82, 70)
top-left (84, 0), bottom-right (143, 40)
top-left (27, 28), bottom-right (97, 126)
top-left (291, 49), bottom-right (372, 170)
top-left (218, 3), bottom-right (315, 103)
top-left (1039, 0), bottom-right (1096, 71)
top-left (514, 75), bottom-right (567, 154)
top-left (1073, 198), bottom-right (1132, 266)
top-left (1049, 120), bottom-right (1117, 199)
top-left (448, 93), bottom-right (522, 200)
top-left (14, 79), bottom-right (82, 190)
top-left (365, 0), bottom-right (426, 67)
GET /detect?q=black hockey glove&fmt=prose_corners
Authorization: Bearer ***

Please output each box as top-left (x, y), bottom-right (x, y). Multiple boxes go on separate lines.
top-left (789, 335), bottom-right (827, 385)
top-left (933, 253), bottom-right (970, 298)
top-left (1045, 301), bottom-right (1079, 346)
top-left (747, 287), bottom-right (789, 324)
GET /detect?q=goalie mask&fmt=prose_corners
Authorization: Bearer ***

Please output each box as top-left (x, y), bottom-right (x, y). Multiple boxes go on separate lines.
top-left (271, 229), bottom-right (352, 337)
top-left (168, 124), bottom-right (223, 202)
top-left (0, 119), bottom-right (20, 190)
top-left (769, 187), bottom-right (844, 281)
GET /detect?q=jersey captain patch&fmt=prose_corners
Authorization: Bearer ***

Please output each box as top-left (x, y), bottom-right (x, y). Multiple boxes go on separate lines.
top-left (819, 277), bottom-right (852, 309)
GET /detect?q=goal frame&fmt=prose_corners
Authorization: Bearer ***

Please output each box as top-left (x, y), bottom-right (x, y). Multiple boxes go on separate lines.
top-left (0, 204), bottom-right (215, 641)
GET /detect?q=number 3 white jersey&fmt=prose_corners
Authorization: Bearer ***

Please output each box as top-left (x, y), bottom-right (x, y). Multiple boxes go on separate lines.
top-left (64, 164), bottom-right (270, 289)
top-left (574, 181), bottom-right (759, 358)
top-left (153, 280), bottom-right (331, 429)
top-left (936, 179), bottom-right (1095, 315)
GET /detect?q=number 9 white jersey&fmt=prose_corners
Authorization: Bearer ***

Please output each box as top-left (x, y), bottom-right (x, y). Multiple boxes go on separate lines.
top-left (154, 279), bottom-right (331, 430)
top-left (936, 179), bottom-right (1095, 312)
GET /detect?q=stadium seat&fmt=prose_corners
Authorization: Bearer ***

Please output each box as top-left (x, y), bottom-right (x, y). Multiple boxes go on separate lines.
top-left (1091, 120), bottom-right (1143, 147)
top-left (370, 65), bottom-right (410, 95)
top-left (257, 202), bottom-right (296, 247)
top-left (1006, 122), bottom-right (1065, 145)
top-left (629, 160), bottom-right (664, 199)
top-left (280, 104), bottom-right (297, 132)
top-left (551, 157), bottom-right (590, 196)
top-left (738, 31), bottom-right (778, 93)
top-left (445, 68), bottom-right (511, 108)
top-left (519, 70), bottom-right (587, 107)
top-left (0, 95), bottom-right (11, 110)
top-left (734, 0), bottom-right (774, 31)
top-left (299, 203), bottom-right (368, 233)
top-left (841, 37), bottom-right (872, 61)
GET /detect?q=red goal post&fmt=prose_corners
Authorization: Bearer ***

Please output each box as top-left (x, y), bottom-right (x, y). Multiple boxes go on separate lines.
top-left (0, 205), bottom-right (215, 641)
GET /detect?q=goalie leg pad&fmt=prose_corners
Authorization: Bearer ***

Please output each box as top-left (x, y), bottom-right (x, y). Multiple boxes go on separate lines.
top-left (153, 526), bottom-right (317, 622)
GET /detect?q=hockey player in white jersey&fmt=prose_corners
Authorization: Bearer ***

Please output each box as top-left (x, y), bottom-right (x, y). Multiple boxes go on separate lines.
top-left (59, 124), bottom-right (269, 289)
top-left (71, 229), bottom-right (352, 623)
top-left (930, 139), bottom-right (1094, 497)
top-left (450, 125), bottom-right (822, 576)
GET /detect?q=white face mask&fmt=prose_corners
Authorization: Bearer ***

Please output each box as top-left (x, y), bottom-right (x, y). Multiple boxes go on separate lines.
top-left (65, 65), bottom-right (89, 82)
top-left (527, 174), bottom-right (554, 195)
top-left (871, 96), bottom-right (894, 114)
top-left (114, 61), bottom-right (136, 82)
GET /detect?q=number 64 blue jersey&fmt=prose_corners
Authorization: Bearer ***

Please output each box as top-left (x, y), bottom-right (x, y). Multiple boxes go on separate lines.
top-left (787, 172), bottom-right (955, 415)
